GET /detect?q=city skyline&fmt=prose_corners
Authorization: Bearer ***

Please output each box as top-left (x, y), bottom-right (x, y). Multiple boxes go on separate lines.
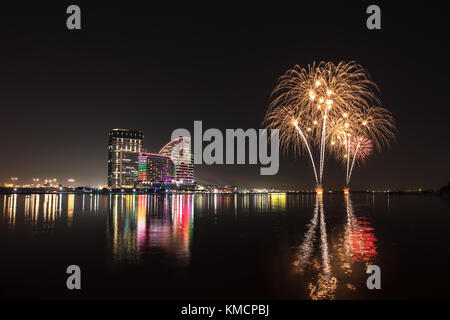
top-left (107, 129), bottom-right (195, 188)
top-left (1, 3), bottom-right (449, 190)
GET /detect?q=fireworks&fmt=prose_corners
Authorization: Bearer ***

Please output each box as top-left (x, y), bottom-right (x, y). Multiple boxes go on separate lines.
top-left (263, 61), bottom-right (396, 188)
top-left (350, 137), bottom-right (374, 164)
top-left (350, 137), bottom-right (373, 160)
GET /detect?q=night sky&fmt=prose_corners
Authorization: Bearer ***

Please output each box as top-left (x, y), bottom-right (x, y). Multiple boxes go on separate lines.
top-left (1, 1), bottom-right (449, 190)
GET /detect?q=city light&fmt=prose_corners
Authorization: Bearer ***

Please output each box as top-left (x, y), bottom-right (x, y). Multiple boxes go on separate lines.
top-left (68, 179), bottom-right (75, 188)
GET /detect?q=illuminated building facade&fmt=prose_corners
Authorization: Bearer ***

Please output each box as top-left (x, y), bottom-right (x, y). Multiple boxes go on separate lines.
top-left (108, 129), bottom-right (144, 188)
top-left (137, 153), bottom-right (176, 185)
top-left (159, 137), bottom-right (194, 184)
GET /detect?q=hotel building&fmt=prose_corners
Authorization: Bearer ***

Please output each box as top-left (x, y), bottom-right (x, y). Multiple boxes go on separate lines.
top-left (108, 129), bottom-right (144, 188)
top-left (137, 153), bottom-right (176, 185)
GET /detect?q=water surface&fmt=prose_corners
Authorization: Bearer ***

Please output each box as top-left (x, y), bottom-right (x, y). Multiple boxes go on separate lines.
top-left (0, 193), bottom-right (449, 299)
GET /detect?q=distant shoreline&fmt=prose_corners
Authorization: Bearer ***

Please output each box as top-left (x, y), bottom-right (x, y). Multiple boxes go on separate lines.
top-left (0, 187), bottom-right (443, 196)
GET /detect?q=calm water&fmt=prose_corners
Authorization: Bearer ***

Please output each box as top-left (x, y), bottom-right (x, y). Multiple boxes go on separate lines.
top-left (0, 193), bottom-right (449, 299)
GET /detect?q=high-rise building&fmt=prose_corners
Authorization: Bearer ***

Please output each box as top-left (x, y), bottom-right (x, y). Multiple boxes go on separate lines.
top-left (137, 153), bottom-right (176, 185)
top-left (159, 137), bottom-right (194, 184)
top-left (108, 129), bottom-right (144, 188)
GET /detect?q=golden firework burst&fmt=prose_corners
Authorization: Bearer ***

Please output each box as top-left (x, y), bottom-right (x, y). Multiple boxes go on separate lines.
top-left (263, 61), bottom-right (396, 187)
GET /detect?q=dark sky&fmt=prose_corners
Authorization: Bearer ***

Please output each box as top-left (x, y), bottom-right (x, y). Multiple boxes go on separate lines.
top-left (0, 1), bottom-right (449, 190)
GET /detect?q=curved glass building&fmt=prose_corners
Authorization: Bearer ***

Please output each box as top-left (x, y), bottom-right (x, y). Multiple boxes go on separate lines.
top-left (159, 137), bottom-right (194, 184)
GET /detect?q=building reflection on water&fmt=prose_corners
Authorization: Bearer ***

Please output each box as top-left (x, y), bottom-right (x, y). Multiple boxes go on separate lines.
top-left (1, 192), bottom-right (379, 299)
top-left (1, 193), bottom-right (102, 232)
top-left (192, 193), bottom-right (287, 216)
top-left (107, 193), bottom-right (287, 265)
top-left (5, 194), bottom-right (17, 227)
top-left (107, 194), bottom-right (195, 265)
top-left (3, 194), bottom-right (63, 231)
top-left (1, 193), bottom-right (287, 266)
top-left (293, 194), bottom-right (378, 300)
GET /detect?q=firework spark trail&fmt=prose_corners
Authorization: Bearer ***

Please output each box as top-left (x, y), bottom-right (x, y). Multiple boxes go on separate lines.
top-left (347, 142), bottom-right (360, 185)
top-left (319, 107), bottom-right (328, 184)
top-left (344, 134), bottom-right (351, 186)
top-left (346, 136), bottom-right (374, 185)
top-left (294, 122), bottom-right (319, 185)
